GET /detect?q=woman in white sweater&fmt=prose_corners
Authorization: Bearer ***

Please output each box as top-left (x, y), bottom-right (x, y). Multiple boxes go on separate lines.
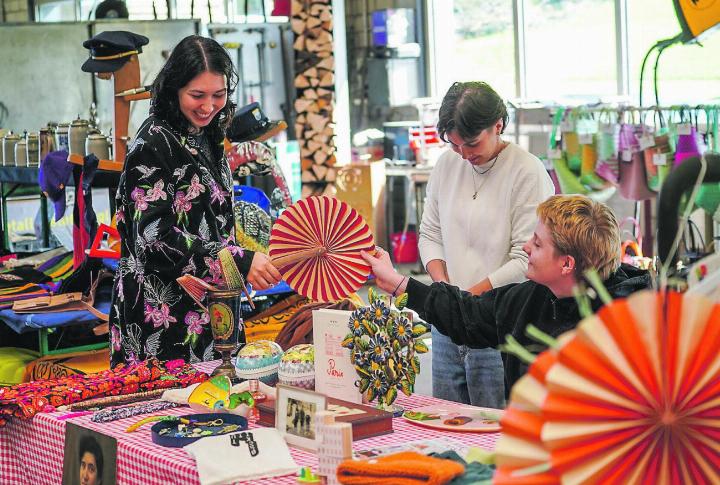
top-left (419, 81), bottom-right (554, 408)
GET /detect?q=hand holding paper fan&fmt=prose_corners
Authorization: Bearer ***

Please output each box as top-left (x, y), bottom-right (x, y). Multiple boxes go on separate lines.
top-left (269, 196), bottom-right (375, 302)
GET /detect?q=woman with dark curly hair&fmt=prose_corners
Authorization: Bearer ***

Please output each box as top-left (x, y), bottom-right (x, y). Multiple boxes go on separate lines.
top-left (109, 35), bottom-right (281, 366)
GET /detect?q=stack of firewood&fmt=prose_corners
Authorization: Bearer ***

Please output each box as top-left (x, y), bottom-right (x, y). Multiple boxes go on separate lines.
top-left (292, 0), bottom-right (337, 197)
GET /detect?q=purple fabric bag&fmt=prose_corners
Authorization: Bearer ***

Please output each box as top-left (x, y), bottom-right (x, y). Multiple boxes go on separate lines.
top-left (618, 124), bottom-right (655, 201)
top-left (675, 126), bottom-right (705, 166)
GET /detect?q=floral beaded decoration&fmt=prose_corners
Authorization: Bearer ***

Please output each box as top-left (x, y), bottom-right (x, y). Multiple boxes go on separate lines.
top-left (341, 287), bottom-right (429, 408)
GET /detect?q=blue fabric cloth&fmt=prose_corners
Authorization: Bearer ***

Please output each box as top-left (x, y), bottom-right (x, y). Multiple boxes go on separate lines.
top-left (431, 327), bottom-right (505, 408)
top-left (0, 300), bottom-right (110, 334)
top-left (251, 280), bottom-right (292, 297)
top-left (235, 185), bottom-right (271, 214)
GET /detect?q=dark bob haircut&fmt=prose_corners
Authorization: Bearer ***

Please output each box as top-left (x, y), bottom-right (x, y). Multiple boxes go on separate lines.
top-left (436, 81), bottom-right (509, 143)
top-left (150, 35), bottom-right (237, 148)
top-left (78, 435), bottom-right (104, 481)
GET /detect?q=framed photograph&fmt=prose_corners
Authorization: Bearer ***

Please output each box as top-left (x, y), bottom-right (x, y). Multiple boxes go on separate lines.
top-left (62, 422), bottom-right (117, 485)
top-left (275, 384), bottom-right (327, 451)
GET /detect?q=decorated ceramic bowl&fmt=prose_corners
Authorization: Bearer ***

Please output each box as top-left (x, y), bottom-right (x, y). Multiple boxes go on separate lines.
top-left (234, 340), bottom-right (284, 385)
top-left (278, 343), bottom-right (315, 390)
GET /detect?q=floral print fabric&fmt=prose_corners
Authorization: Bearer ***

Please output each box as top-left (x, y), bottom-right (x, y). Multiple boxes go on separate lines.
top-left (109, 116), bottom-right (254, 367)
top-left (0, 359), bottom-right (207, 425)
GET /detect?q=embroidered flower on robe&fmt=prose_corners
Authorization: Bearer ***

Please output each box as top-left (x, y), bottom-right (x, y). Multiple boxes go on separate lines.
top-left (204, 257), bottom-right (224, 284)
top-left (131, 187), bottom-right (148, 213)
top-left (209, 181), bottom-right (228, 206)
top-left (144, 303), bottom-right (177, 329)
top-left (185, 311), bottom-right (209, 335)
top-left (111, 326), bottom-right (121, 351)
top-left (173, 191), bottom-right (192, 215)
top-left (186, 174), bottom-right (205, 200)
top-left (145, 180), bottom-right (168, 202)
top-left (224, 244), bottom-right (244, 258)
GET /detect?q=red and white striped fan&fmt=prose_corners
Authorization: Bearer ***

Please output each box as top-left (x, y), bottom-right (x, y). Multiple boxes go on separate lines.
top-left (269, 196), bottom-right (375, 302)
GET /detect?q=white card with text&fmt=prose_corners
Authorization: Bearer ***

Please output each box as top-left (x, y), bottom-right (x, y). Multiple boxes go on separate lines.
top-left (312, 309), bottom-right (362, 403)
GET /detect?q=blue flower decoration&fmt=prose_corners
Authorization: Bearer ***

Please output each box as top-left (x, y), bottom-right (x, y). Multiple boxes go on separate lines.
top-left (393, 316), bottom-right (413, 344)
top-left (370, 301), bottom-right (390, 324)
top-left (370, 369), bottom-right (388, 397)
top-left (348, 310), bottom-right (365, 337)
top-left (369, 334), bottom-right (390, 363)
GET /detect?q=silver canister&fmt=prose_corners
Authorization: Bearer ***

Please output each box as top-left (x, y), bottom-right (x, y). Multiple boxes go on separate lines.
top-left (55, 123), bottom-right (70, 152)
top-left (68, 118), bottom-right (89, 158)
top-left (26, 132), bottom-right (40, 167)
top-left (15, 139), bottom-right (28, 167)
top-left (2, 133), bottom-right (21, 166)
top-left (40, 127), bottom-right (55, 160)
top-left (85, 132), bottom-right (110, 160)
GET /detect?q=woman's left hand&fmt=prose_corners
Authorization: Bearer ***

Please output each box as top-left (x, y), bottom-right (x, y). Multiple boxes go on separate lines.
top-left (247, 252), bottom-right (282, 290)
top-left (361, 247), bottom-right (405, 294)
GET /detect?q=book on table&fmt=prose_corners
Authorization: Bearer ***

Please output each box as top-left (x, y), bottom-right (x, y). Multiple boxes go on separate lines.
top-left (257, 396), bottom-right (393, 441)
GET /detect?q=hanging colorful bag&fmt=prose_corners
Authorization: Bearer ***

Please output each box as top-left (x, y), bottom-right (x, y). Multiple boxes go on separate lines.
top-left (618, 119), bottom-right (655, 201)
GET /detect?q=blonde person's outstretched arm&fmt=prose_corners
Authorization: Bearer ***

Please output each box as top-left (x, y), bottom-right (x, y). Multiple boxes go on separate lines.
top-left (362, 248), bottom-right (408, 295)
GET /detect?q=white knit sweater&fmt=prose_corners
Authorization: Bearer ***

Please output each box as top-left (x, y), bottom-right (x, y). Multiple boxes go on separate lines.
top-left (419, 142), bottom-right (555, 290)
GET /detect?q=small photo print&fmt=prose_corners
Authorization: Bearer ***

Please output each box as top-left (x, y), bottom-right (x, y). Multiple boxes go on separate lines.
top-left (285, 397), bottom-right (317, 440)
top-left (62, 422), bottom-right (117, 485)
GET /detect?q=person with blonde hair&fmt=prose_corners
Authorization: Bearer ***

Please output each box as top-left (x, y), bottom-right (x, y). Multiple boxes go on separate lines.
top-left (362, 195), bottom-right (650, 395)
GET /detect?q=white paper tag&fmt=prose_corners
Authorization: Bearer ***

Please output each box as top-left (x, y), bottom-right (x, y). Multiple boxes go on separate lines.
top-left (677, 123), bottom-right (692, 135)
top-left (578, 133), bottom-right (594, 145)
top-left (653, 153), bottom-right (667, 166)
top-left (622, 150), bottom-right (633, 162)
top-left (639, 135), bottom-right (655, 150)
top-left (561, 118), bottom-right (575, 132)
top-left (547, 148), bottom-right (562, 160)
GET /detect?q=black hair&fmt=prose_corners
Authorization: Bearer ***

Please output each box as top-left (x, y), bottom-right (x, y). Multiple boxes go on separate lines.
top-left (78, 435), bottom-right (104, 482)
top-left (436, 81), bottom-right (509, 143)
top-left (150, 35), bottom-right (237, 157)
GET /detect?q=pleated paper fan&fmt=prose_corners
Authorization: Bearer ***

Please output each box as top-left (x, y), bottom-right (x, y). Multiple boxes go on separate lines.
top-left (269, 196), bottom-right (375, 302)
top-left (543, 290), bottom-right (720, 484)
top-left (496, 290), bottom-right (720, 485)
top-left (495, 351), bottom-right (561, 485)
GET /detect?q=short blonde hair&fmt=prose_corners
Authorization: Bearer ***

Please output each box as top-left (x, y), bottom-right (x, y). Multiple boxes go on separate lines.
top-left (537, 195), bottom-right (621, 280)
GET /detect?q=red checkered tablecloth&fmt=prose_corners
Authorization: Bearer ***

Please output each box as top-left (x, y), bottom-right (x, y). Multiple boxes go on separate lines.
top-left (0, 361), bottom-right (499, 485)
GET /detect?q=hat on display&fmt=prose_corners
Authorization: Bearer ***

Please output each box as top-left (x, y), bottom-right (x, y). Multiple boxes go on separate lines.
top-left (38, 150), bottom-right (73, 221)
top-left (81, 30), bottom-right (149, 73)
top-left (226, 102), bottom-right (287, 144)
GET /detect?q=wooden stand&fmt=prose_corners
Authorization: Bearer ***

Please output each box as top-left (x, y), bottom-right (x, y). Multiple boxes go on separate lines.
top-left (70, 54), bottom-right (150, 172)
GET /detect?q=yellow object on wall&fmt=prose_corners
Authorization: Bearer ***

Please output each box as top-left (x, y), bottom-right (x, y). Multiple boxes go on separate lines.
top-left (675, 0), bottom-right (720, 41)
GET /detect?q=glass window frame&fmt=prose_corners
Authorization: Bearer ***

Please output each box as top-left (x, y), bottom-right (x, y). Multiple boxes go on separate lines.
top-left (426, 0), bottom-right (633, 101)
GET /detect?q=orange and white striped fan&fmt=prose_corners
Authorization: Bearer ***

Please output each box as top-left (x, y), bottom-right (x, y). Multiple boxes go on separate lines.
top-left (495, 350), bottom-right (560, 485)
top-left (495, 290), bottom-right (720, 485)
top-left (269, 196), bottom-right (375, 302)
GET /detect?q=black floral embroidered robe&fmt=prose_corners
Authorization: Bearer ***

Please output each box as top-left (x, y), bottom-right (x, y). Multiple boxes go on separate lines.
top-left (109, 116), bottom-right (254, 367)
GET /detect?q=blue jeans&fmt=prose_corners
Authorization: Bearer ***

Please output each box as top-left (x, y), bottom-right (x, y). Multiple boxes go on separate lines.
top-left (431, 328), bottom-right (506, 408)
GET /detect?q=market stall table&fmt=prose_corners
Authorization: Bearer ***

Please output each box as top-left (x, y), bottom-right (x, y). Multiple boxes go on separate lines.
top-left (0, 361), bottom-right (499, 484)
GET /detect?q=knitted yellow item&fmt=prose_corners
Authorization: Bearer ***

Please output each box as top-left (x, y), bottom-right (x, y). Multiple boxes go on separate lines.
top-left (336, 451), bottom-right (465, 485)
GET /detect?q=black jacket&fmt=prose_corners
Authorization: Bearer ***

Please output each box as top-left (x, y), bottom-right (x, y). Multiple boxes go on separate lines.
top-left (109, 116), bottom-right (254, 367)
top-left (406, 264), bottom-right (651, 395)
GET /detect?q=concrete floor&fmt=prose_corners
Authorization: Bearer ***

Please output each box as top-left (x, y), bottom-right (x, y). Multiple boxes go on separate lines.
top-left (357, 263), bottom-right (434, 397)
